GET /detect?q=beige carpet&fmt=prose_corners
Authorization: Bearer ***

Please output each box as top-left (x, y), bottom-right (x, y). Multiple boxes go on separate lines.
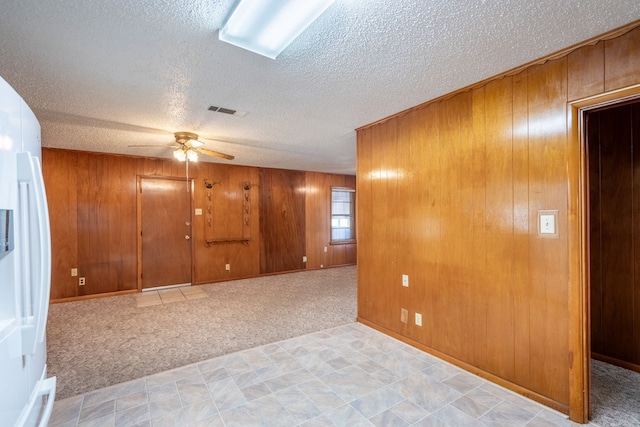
top-left (47, 266), bottom-right (356, 400)
top-left (591, 359), bottom-right (640, 426)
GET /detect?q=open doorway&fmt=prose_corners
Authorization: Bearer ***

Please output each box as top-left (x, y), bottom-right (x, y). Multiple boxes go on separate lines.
top-left (586, 99), bottom-right (640, 424)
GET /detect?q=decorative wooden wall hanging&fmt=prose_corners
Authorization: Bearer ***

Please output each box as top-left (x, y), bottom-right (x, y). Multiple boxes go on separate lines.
top-left (204, 179), bottom-right (254, 246)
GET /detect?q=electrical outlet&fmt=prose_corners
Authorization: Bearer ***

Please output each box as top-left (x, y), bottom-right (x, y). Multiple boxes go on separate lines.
top-left (303, 256), bottom-right (307, 263)
top-left (225, 264), bottom-right (230, 271)
top-left (402, 274), bottom-right (409, 287)
top-left (415, 313), bottom-right (422, 326)
top-left (323, 246), bottom-right (328, 252)
top-left (79, 277), bottom-right (86, 286)
top-left (400, 308), bottom-right (408, 323)
top-left (71, 268), bottom-right (78, 277)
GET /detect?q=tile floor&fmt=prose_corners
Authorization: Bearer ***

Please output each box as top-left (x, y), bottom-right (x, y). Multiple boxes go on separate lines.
top-left (135, 287), bottom-right (208, 308)
top-left (49, 323), bottom-right (589, 427)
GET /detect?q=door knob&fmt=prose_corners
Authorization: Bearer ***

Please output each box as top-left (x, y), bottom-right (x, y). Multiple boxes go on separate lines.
top-left (185, 235), bottom-right (190, 240)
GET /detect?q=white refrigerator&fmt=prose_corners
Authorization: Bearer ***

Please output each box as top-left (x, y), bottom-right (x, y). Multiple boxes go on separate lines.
top-left (0, 76), bottom-right (56, 426)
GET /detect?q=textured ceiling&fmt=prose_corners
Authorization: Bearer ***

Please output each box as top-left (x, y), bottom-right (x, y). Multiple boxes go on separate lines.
top-left (1, 1), bottom-right (639, 174)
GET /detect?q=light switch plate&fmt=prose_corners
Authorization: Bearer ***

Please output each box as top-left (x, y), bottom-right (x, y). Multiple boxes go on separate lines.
top-left (195, 208), bottom-right (203, 215)
top-left (538, 210), bottom-right (558, 238)
top-left (402, 274), bottom-right (409, 287)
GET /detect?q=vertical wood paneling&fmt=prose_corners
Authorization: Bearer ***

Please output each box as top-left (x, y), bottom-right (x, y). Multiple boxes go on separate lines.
top-left (588, 112), bottom-right (603, 353)
top-left (415, 104), bottom-right (440, 346)
top-left (436, 93), bottom-right (466, 356)
top-left (395, 112), bottom-right (414, 337)
top-left (567, 42), bottom-right (604, 101)
top-left (259, 168), bottom-right (306, 274)
top-left (357, 127), bottom-right (374, 321)
top-left (457, 91), bottom-right (475, 361)
top-left (483, 76), bottom-right (515, 380)
top-left (599, 106), bottom-right (633, 361)
top-left (305, 172), bottom-right (330, 269)
top-left (634, 103), bottom-right (640, 364)
top-left (305, 172), bottom-right (356, 270)
top-left (526, 59), bottom-right (569, 400)
top-left (589, 102), bottom-right (640, 366)
top-left (468, 86), bottom-right (488, 368)
top-left (42, 150), bottom-right (78, 300)
top-left (225, 165), bottom-right (261, 278)
top-left (77, 153), bottom-right (110, 295)
top-left (512, 71), bottom-right (532, 386)
top-left (604, 28), bottom-right (640, 91)
top-left (356, 25), bottom-right (640, 412)
top-left (44, 149), bottom-right (353, 299)
top-left (376, 120), bottom-right (399, 330)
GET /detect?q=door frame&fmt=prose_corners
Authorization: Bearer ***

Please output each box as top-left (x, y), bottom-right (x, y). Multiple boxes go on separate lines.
top-left (568, 83), bottom-right (640, 423)
top-left (136, 175), bottom-right (195, 292)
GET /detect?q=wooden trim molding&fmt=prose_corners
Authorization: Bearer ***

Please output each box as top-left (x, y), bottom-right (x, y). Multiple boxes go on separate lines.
top-left (50, 290), bottom-right (137, 304)
top-left (592, 352), bottom-right (640, 375)
top-left (567, 83), bottom-right (640, 423)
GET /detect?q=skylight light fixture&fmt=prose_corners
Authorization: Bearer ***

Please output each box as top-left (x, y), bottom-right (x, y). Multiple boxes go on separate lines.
top-left (219, 0), bottom-right (336, 59)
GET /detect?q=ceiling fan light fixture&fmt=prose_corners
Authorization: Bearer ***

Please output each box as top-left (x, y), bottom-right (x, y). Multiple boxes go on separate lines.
top-left (173, 149), bottom-right (186, 162)
top-left (187, 150), bottom-right (198, 162)
top-left (219, 0), bottom-right (336, 59)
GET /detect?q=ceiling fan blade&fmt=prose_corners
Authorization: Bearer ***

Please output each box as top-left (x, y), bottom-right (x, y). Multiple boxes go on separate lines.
top-left (127, 144), bottom-right (178, 148)
top-left (198, 148), bottom-right (235, 160)
top-left (34, 109), bottom-right (174, 136)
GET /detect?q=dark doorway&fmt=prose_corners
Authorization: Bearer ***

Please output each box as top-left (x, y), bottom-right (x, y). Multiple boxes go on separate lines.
top-left (586, 99), bottom-right (640, 423)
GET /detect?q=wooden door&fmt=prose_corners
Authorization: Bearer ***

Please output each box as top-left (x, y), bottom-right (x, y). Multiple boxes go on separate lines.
top-left (139, 177), bottom-right (193, 289)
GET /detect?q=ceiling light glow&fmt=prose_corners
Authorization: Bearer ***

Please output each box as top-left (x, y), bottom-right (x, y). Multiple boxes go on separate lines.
top-left (187, 150), bottom-right (198, 162)
top-left (219, 0), bottom-right (336, 59)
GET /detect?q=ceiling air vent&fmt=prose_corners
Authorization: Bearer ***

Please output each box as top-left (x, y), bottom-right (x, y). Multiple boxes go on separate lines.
top-left (208, 106), bottom-right (248, 117)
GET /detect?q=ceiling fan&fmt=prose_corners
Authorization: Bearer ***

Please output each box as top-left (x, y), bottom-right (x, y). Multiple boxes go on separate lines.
top-left (129, 131), bottom-right (234, 191)
top-left (130, 131), bottom-right (234, 162)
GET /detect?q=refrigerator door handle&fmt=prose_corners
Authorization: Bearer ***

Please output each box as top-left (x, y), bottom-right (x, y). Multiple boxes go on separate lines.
top-left (36, 376), bottom-right (56, 427)
top-left (30, 156), bottom-right (51, 345)
top-left (14, 376), bottom-right (57, 427)
top-left (16, 153), bottom-right (52, 355)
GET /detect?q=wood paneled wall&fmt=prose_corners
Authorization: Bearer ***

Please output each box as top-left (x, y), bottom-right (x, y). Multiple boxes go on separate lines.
top-left (356, 25), bottom-right (640, 414)
top-left (259, 168), bottom-right (306, 274)
top-left (305, 172), bottom-right (357, 270)
top-left (589, 101), bottom-right (640, 368)
top-left (193, 163), bottom-right (261, 283)
top-left (42, 149), bottom-right (355, 301)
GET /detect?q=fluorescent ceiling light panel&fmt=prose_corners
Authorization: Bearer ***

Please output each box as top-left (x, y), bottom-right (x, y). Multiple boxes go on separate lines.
top-left (219, 0), bottom-right (336, 59)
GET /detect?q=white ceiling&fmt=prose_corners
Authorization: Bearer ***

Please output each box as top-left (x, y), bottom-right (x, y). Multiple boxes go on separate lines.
top-left (1, 1), bottom-right (639, 175)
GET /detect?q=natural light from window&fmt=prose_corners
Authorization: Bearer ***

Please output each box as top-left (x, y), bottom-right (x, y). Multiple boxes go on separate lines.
top-left (331, 187), bottom-right (355, 243)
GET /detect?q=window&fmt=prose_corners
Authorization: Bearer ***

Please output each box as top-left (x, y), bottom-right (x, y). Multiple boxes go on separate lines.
top-left (331, 187), bottom-right (355, 243)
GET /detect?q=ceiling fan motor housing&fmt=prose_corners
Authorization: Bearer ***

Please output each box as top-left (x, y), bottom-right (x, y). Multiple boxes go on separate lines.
top-left (174, 131), bottom-right (199, 145)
